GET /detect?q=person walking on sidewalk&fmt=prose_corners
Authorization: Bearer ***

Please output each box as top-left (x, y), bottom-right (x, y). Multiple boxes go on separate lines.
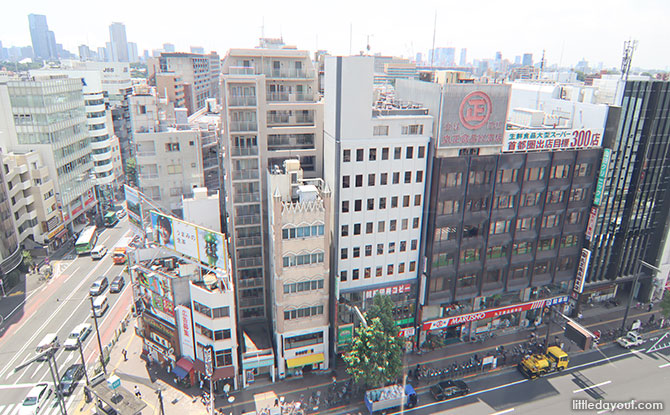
top-left (122, 349), bottom-right (128, 361)
top-left (134, 385), bottom-right (142, 399)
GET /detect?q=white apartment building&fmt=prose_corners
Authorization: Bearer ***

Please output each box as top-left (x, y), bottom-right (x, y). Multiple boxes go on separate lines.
top-left (323, 56), bottom-right (431, 334)
top-left (221, 45), bottom-right (323, 325)
top-left (157, 52), bottom-right (221, 115)
top-left (2, 151), bottom-right (63, 248)
top-left (268, 160), bottom-right (331, 379)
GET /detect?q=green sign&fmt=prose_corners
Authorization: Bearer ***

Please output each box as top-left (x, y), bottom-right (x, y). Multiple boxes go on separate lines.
top-left (593, 148), bottom-right (611, 206)
top-left (337, 324), bottom-right (354, 346)
top-left (394, 318), bottom-right (414, 327)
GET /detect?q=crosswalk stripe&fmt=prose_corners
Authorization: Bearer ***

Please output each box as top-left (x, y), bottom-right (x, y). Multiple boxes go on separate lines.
top-left (0, 404), bottom-right (15, 415)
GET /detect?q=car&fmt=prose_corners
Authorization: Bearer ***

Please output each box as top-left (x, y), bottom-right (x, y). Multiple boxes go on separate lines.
top-left (91, 245), bottom-right (108, 260)
top-left (116, 209), bottom-right (126, 219)
top-left (89, 276), bottom-right (109, 296)
top-left (19, 383), bottom-right (52, 415)
top-left (431, 380), bottom-right (470, 401)
top-left (64, 323), bottom-right (92, 349)
top-left (616, 331), bottom-right (644, 348)
top-left (59, 364), bottom-right (84, 396)
top-left (110, 275), bottom-right (125, 293)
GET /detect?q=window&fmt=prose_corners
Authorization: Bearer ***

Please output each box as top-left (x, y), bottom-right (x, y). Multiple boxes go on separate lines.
top-left (414, 194), bottom-right (421, 206)
top-left (401, 124), bottom-right (423, 135)
top-left (460, 248), bottom-right (480, 263)
top-left (398, 263), bottom-right (405, 273)
top-left (569, 188), bottom-right (585, 202)
top-left (550, 164), bottom-right (571, 179)
top-left (366, 222), bottom-right (373, 234)
top-left (432, 252), bottom-right (454, 269)
top-left (340, 271), bottom-right (347, 282)
top-left (373, 126), bottom-right (389, 136)
top-left (390, 220), bottom-right (397, 231)
top-left (376, 266), bottom-right (383, 277)
top-left (382, 147), bottom-right (389, 160)
top-left (377, 244), bottom-right (384, 255)
top-left (437, 200), bottom-right (461, 215)
top-left (418, 146), bottom-right (425, 158)
top-left (405, 171), bottom-right (412, 183)
top-left (409, 261), bottom-right (416, 272)
top-left (343, 149), bottom-right (351, 162)
top-left (534, 260), bottom-right (552, 275)
top-left (167, 165), bottom-right (182, 174)
top-left (368, 174), bottom-right (375, 186)
top-left (196, 323), bottom-right (213, 339)
top-left (214, 329), bottom-right (232, 340)
top-left (369, 148), bottom-right (377, 161)
top-left (490, 219), bottom-right (512, 235)
top-left (542, 214), bottom-right (561, 228)
top-left (215, 349), bottom-right (233, 367)
top-left (282, 224), bottom-right (325, 239)
top-left (493, 194), bottom-right (515, 209)
top-left (379, 197), bottom-right (387, 209)
top-left (463, 224), bottom-right (481, 238)
top-left (466, 196), bottom-right (488, 211)
top-left (406, 146), bottom-right (414, 159)
top-left (364, 267), bottom-right (371, 278)
top-left (282, 251), bottom-right (325, 267)
top-left (401, 218), bottom-right (408, 230)
top-left (486, 245), bottom-right (507, 259)
top-left (341, 248), bottom-right (348, 259)
top-left (510, 265), bottom-right (529, 281)
top-left (574, 163), bottom-right (590, 177)
top-left (546, 190), bottom-right (565, 204)
top-left (442, 172), bottom-right (462, 187)
top-left (393, 172), bottom-right (400, 184)
top-left (394, 147), bottom-right (402, 159)
top-left (538, 237), bottom-right (557, 251)
top-left (434, 226), bottom-right (457, 242)
top-left (524, 167), bottom-right (545, 181)
top-left (387, 264), bottom-right (394, 275)
top-left (400, 241), bottom-right (407, 252)
top-left (342, 201), bottom-right (349, 213)
top-left (561, 234), bottom-right (579, 248)
top-left (193, 301), bottom-right (212, 318)
top-left (566, 211), bottom-right (582, 225)
top-left (355, 175), bottom-right (363, 187)
top-left (411, 239), bottom-right (418, 250)
top-left (285, 332), bottom-right (324, 349)
top-left (356, 149), bottom-right (364, 161)
top-left (342, 176), bottom-right (350, 188)
top-left (389, 242), bottom-right (395, 253)
top-left (367, 198), bottom-right (374, 210)
top-left (380, 173), bottom-right (388, 185)
top-left (457, 273), bottom-right (478, 289)
top-left (354, 200), bottom-right (362, 211)
top-left (468, 170), bottom-right (492, 185)
top-left (557, 256), bottom-right (576, 271)
top-left (341, 225), bottom-right (348, 236)
top-left (520, 192), bottom-right (542, 207)
top-left (283, 305), bottom-right (324, 320)
top-left (378, 221), bottom-right (385, 232)
top-left (365, 245), bottom-right (372, 256)
top-left (496, 169), bottom-right (518, 183)
top-left (413, 217), bottom-right (420, 229)
top-left (283, 279), bottom-right (325, 294)
top-left (213, 306), bottom-right (230, 318)
top-left (353, 247), bottom-right (360, 258)
top-left (512, 241), bottom-right (533, 255)
top-left (416, 171), bottom-right (424, 183)
top-left (353, 223), bottom-right (361, 235)
top-left (516, 217), bottom-right (537, 231)
top-left (353, 269), bottom-right (359, 280)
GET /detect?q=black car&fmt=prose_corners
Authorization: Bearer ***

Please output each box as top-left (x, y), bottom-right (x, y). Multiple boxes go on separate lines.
top-left (431, 380), bottom-right (470, 401)
top-left (59, 364), bottom-right (84, 396)
top-left (110, 275), bottom-right (125, 293)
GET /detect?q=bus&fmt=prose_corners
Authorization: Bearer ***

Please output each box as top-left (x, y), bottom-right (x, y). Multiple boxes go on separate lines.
top-left (75, 226), bottom-right (98, 255)
top-left (103, 211), bottom-right (119, 227)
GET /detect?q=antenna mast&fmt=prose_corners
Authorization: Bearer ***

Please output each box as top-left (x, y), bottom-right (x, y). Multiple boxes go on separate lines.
top-left (621, 39), bottom-right (638, 82)
top-left (430, 11), bottom-right (437, 69)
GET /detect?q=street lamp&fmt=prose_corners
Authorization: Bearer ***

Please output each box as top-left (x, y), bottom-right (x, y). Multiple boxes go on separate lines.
top-left (620, 259), bottom-right (661, 334)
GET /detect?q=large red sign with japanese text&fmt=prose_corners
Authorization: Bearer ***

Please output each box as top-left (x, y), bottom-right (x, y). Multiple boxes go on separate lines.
top-left (503, 128), bottom-right (603, 153)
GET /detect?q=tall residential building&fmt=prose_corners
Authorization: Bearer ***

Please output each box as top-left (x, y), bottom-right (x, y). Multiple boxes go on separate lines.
top-left (0, 75), bottom-right (95, 234)
top-left (188, 101), bottom-right (222, 193)
top-left (109, 22), bottom-right (129, 62)
top-left (158, 52), bottom-right (221, 115)
top-left (324, 56), bottom-right (431, 351)
top-left (584, 81), bottom-right (670, 303)
top-left (28, 14), bottom-right (55, 60)
top-left (0, 158), bottom-right (22, 280)
top-left (522, 53), bottom-right (533, 67)
top-left (221, 46), bottom-right (323, 325)
top-left (163, 43), bottom-right (176, 53)
top-left (268, 160), bottom-right (331, 380)
top-left (128, 42), bottom-right (139, 63)
top-left (459, 49), bottom-right (467, 66)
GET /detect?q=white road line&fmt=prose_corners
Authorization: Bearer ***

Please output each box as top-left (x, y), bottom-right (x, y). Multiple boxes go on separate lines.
top-left (658, 362), bottom-right (670, 368)
top-left (29, 362), bottom-right (42, 379)
top-left (491, 409), bottom-right (515, 415)
top-left (0, 404), bottom-right (15, 415)
top-left (0, 255), bottom-right (115, 380)
top-left (0, 382), bottom-right (38, 390)
top-left (572, 380), bottom-right (612, 394)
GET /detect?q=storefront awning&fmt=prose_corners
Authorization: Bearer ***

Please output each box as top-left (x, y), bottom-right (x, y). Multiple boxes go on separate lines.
top-left (286, 353), bottom-right (324, 369)
top-left (172, 365), bottom-right (189, 379)
top-left (176, 357), bottom-right (194, 373)
top-left (212, 365), bottom-right (235, 381)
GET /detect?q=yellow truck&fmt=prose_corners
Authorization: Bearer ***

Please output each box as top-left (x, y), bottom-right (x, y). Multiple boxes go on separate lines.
top-left (518, 346), bottom-right (569, 379)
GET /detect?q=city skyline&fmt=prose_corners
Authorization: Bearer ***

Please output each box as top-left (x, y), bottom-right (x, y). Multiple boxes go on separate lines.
top-left (0, 0), bottom-right (667, 69)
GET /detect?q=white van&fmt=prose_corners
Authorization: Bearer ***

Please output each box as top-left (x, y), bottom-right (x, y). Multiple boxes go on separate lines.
top-left (35, 333), bottom-right (58, 359)
top-left (90, 245), bottom-right (107, 260)
top-left (92, 296), bottom-right (109, 318)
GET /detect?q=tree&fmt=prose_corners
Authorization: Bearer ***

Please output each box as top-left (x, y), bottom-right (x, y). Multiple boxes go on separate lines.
top-left (125, 158), bottom-right (138, 187)
top-left (660, 294), bottom-right (670, 320)
top-left (366, 293), bottom-right (398, 336)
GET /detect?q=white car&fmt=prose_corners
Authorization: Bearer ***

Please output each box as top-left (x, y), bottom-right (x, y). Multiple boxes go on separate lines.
top-left (91, 245), bottom-right (108, 260)
top-left (19, 383), bottom-right (52, 415)
top-left (616, 331), bottom-right (644, 348)
top-left (64, 323), bottom-right (92, 350)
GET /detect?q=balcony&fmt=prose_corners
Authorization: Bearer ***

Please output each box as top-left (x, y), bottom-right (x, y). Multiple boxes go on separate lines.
top-left (237, 257), bottom-right (262, 268)
top-left (232, 170), bottom-right (259, 181)
top-left (262, 67), bottom-right (314, 79)
top-left (240, 297), bottom-right (265, 307)
top-left (235, 214), bottom-right (261, 226)
top-left (266, 114), bottom-right (314, 127)
top-left (228, 96), bottom-right (257, 107)
top-left (228, 66), bottom-right (256, 75)
top-left (230, 146), bottom-right (259, 157)
top-left (139, 173), bottom-right (159, 179)
top-left (266, 92), bottom-right (314, 103)
top-left (136, 151), bottom-right (156, 157)
top-left (239, 277), bottom-right (264, 289)
top-left (237, 236), bottom-right (262, 247)
top-left (234, 193), bottom-right (260, 203)
top-left (229, 120), bottom-right (258, 132)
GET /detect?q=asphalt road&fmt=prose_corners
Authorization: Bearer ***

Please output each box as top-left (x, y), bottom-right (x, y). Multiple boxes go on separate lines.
top-left (0, 219), bottom-right (133, 415)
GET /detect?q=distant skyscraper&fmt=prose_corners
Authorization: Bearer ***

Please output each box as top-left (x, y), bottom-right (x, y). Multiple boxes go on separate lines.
top-left (459, 48), bottom-right (467, 66)
top-left (514, 56), bottom-right (521, 65)
top-left (78, 45), bottom-right (91, 60)
top-left (127, 42), bottom-right (138, 62)
top-left (522, 53), bottom-right (533, 67)
top-left (109, 22), bottom-right (129, 62)
top-left (190, 46), bottom-right (205, 54)
top-left (105, 42), bottom-right (113, 62)
top-left (163, 43), bottom-right (176, 53)
top-left (28, 14), bottom-right (55, 59)
top-left (0, 41), bottom-right (4, 60)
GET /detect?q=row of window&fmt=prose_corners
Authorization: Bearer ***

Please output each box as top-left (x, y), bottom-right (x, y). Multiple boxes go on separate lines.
top-left (440, 163), bottom-right (592, 188)
top-left (341, 217), bottom-right (420, 236)
top-left (284, 305), bottom-right (325, 320)
top-left (195, 323), bottom-right (232, 341)
top-left (340, 239), bottom-right (419, 259)
top-left (283, 279), bottom-right (325, 294)
top-left (343, 145), bottom-right (426, 162)
top-left (192, 301), bottom-right (230, 319)
top-left (432, 235), bottom-right (580, 269)
top-left (342, 171), bottom-right (424, 188)
top-left (282, 252), bottom-right (325, 267)
top-left (342, 195), bottom-right (422, 213)
top-left (281, 224), bottom-right (325, 240)
top-left (340, 261), bottom-right (417, 282)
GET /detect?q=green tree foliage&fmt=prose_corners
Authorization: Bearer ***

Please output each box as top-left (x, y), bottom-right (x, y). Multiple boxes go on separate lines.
top-left (660, 294), bottom-right (670, 320)
top-left (343, 294), bottom-right (403, 388)
top-left (125, 158), bottom-right (138, 187)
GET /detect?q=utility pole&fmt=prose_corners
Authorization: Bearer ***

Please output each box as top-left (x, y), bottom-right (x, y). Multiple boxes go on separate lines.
top-left (77, 338), bottom-right (90, 385)
top-left (155, 389), bottom-right (166, 415)
top-left (48, 351), bottom-right (68, 415)
top-left (89, 294), bottom-right (107, 375)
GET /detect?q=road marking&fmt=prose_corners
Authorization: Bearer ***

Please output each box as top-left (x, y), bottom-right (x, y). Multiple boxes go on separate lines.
top-left (572, 380), bottom-right (612, 394)
top-left (491, 409), bottom-right (515, 415)
top-left (0, 382), bottom-right (39, 390)
top-left (658, 362), bottom-right (670, 368)
top-left (0, 404), bottom-right (17, 415)
top-left (0, 252), bottom-right (117, 380)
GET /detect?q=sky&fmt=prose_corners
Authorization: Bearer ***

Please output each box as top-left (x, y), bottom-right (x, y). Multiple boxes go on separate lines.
top-left (1, 0), bottom-right (668, 70)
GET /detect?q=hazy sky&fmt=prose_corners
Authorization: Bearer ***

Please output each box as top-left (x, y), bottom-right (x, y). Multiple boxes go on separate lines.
top-left (1, 0), bottom-right (668, 70)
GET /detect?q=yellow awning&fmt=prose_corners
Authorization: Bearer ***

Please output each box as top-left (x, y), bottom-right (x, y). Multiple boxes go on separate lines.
top-left (286, 353), bottom-right (325, 368)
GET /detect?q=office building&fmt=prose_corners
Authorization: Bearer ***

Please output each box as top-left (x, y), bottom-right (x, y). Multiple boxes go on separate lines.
top-left (28, 14), bottom-right (56, 60)
top-left (0, 74), bottom-right (95, 234)
top-left (163, 43), bottom-right (176, 53)
top-left (188, 100), bottom-right (222, 193)
top-left (522, 53), bottom-right (533, 67)
top-left (459, 49), bottom-right (467, 66)
top-left (268, 160), bottom-right (331, 380)
top-left (158, 52), bottom-right (221, 115)
top-left (220, 45), bottom-right (323, 325)
top-left (0, 158), bottom-right (22, 281)
top-left (190, 46), bottom-right (205, 55)
top-left (128, 42), bottom-right (139, 63)
top-left (156, 73), bottom-right (186, 108)
top-left (109, 22), bottom-right (129, 62)
top-left (324, 56), bottom-right (431, 351)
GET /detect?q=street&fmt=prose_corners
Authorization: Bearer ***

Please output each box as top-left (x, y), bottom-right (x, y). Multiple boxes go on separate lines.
top-left (0, 219), bottom-right (133, 415)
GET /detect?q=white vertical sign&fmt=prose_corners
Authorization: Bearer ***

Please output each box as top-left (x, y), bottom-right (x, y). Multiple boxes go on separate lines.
top-left (573, 249), bottom-right (592, 294)
top-left (176, 305), bottom-right (195, 360)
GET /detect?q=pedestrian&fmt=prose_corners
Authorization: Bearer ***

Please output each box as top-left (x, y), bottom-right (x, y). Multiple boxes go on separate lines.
top-left (199, 379), bottom-right (204, 390)
top-left (122, 349), bottom-right (128, 361)
top-left (134, 385), bottom-right (142, 399)
top-left (648, 303), bottom-right (653, 312)
top-left (650, 314), bottom-right (655, 323)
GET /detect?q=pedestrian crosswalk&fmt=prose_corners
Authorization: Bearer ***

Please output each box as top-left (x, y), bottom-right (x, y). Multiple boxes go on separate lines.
top-left (0, 393), bottom-right (78, 415)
